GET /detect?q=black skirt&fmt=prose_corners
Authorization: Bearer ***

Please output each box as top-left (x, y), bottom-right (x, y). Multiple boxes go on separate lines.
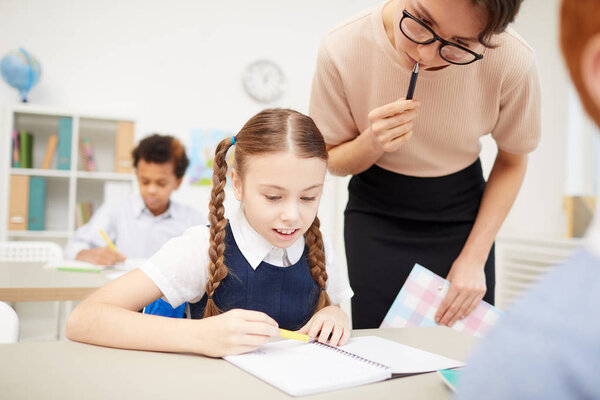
top-left (344, 159), bottom-right (495, 329)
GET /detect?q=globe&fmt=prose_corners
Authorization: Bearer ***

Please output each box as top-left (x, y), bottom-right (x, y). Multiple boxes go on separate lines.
top-left (0, 48), bottom-right (42, 102)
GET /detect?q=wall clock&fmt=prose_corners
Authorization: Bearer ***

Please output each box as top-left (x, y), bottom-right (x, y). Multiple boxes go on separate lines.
top-left (242, 59), bottom-right (285, 103)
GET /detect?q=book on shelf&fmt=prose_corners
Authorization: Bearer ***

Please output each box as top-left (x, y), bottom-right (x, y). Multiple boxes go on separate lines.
top-left (115, 121), bottom-right (134, 173)
top-left (27, 177), bottom-right (46, 230)
top-left (12, 130), bottom-right (20, 168)
top-left (79, 137), bottom-right (97, 171)
top-left (8, 175), bottom-right (29, 230)
top-left (57, 117), bottom-right (73, 170)
top-left (41, 134), bottom-right (58, 169)
top-left (18, 131), bottom-right (33, 168)
top-left (75, 202), bottom-right (94, 228)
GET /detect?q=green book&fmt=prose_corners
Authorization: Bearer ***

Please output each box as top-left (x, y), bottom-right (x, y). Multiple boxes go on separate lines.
top-left (18, 131), bottom-right (33, 168)
top-left (57, 117), bottom-right (73, 170)
top-left (27, 176), bottom-right (46, 230)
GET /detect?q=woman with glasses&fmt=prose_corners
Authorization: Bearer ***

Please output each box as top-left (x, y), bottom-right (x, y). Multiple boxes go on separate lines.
top-left (310, 0), bottom-right (541, 329)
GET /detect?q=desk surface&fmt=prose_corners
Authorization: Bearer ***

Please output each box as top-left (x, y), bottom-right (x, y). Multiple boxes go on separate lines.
top-left (0, 327), bottom-right (477, 400)
top-left (0, 262), bottom-right (112, 302)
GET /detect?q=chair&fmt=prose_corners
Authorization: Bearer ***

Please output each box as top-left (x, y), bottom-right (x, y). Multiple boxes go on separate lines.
top-left (0, 301), bottom-right (19, 343)
top-left (0, 241), bottom-right (63, 263)
top-left (0, 241), bottom-right (64, 340)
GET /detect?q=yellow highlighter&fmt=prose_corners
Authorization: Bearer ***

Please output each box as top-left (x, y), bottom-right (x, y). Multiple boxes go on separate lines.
top-left (98, 229), bottom-right (118, 252)
top-left (279, 329), bottom-right (313, 343)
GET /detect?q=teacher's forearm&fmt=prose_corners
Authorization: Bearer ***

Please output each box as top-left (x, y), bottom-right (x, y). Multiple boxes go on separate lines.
top-left (327, 127), bottom-right (384, 176)
top-left (459, 151), bottom-right (528, 265)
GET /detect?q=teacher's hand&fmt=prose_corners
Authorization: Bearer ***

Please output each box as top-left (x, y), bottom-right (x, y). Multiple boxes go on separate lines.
top-left (367, 98), bottom-right (420, 153)
top-left (435, 258), bottom-right (487, 327)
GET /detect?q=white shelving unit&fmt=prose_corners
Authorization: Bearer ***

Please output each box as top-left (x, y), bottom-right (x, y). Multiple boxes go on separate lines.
top-left (0, 104), bottom-right (135, 246)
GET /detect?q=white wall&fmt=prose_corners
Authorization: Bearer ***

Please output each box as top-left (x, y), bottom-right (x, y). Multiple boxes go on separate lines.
top-left (498, 0), bottom-right (571, 237)
top-left (0, 0), bottom-right (577, 339)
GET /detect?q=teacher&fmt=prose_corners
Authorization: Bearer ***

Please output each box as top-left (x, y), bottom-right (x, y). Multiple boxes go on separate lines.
top-left (309, 0), bottom-right (541, 328)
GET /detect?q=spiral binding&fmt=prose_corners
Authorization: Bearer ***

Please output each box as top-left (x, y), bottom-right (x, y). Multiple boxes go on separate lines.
top-left (312, 341), bottom-right (392, 372)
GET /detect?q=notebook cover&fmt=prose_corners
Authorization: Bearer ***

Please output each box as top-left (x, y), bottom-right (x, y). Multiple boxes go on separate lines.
top-left (114, 121), bottom-right (134, 173)
top-left (41, 134), bottom-right (58, 169)
top-left (437, 368), bottom-right (461, 392)
top-left (12, 129), bottom-right (20, 167)
top-left (18, 131), bottom-right (33, 168)
top-left (57, 117), bottom-right (73, 170)
top-left (27, 176), bottom-right (46, 230)
top-left (8, 175), bottom-right (29, 230)
top-left (381, 264), bottom-right (502, 337)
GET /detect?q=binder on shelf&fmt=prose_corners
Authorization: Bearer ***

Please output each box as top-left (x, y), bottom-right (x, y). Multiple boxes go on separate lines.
top-left (41, 134), bottom-right (58, 169)
top-left (27, 177), bottom-right (46, 231)
top-left (18, 131), bottom-right (33, 168)
top-left (115, 121), bottom-right (134, 173)
top-left (79, 137), bottom-right (96, 171)
top-left (8, 175), bottom-right (30, 230)
top-left (57, 117), bottom-right (73, 170)
top-left (12, 130), bottom-right (20, 168)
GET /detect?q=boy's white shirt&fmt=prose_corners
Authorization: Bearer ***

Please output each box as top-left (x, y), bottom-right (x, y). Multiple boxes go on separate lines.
top-left (141, 206), bottom-right (354, 308)
top-left (63, 194), bottom-right (207, 260)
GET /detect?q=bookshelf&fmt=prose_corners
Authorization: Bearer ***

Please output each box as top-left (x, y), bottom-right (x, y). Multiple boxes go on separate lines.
top-left (0, 105), bottom-right (136, 246)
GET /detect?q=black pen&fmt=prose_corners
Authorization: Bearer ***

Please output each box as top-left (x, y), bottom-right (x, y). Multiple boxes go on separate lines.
top-left (405, 62), bottom-right (419, 100)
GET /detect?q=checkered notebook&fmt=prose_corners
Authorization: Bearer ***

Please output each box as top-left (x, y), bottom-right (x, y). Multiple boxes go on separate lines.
top-left (380, 264), bottom-right (502, 337)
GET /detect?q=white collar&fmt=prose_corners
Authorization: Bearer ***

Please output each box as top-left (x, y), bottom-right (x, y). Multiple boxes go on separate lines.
top-left (229, 206), bottom-right (305, 269)
top-left (132, 194), bottom-right (174, 219)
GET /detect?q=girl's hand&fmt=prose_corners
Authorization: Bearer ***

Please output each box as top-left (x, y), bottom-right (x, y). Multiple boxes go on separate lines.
top-left (76, 247), bottom-right (126, 266)
top-left (367, 98), bottom-right (420, 153)
top-left (197, 309), bottom-right (280, 357)
top-left (435, 258), bottom-right (487, 327)
top-left (297, 305), bottom-right (350, 347)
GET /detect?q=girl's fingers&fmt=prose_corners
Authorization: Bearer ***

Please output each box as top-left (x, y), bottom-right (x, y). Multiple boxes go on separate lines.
top-left (318, 321), bottom-right (334, 343)
top-left (328, 325), bottom-right (343, 347)
top-left (243, 321), bottom-right (281, 337)
top-left (339, 328), bottom-right (351, 346)
top-left (308, 319), bottom-right (324, 340)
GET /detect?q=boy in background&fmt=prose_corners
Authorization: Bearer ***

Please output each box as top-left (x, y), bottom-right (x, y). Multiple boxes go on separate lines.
top-left (64, 134), bottom-right (206, 317)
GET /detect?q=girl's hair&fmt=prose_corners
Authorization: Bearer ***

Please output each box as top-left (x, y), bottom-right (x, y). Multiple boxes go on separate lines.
top-left (203, 108), bottom-right (331, 318)
top-left (473, 0), bottom-right (524, 47)
top-left (132, 134), bottom-right (189, 179)
top-left (560, 0), bottom-right (600, 127)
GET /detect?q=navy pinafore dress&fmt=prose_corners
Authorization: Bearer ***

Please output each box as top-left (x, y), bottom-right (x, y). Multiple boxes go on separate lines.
top-left (189, 223), bottom-right (321, 330)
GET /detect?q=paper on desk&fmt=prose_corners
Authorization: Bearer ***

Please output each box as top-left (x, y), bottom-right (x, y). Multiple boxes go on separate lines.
top-left (44, 258), bottom-right (147, 272)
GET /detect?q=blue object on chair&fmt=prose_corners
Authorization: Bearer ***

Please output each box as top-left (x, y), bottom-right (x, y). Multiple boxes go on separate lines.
top-left (143, 298), bottom-right (185, 318)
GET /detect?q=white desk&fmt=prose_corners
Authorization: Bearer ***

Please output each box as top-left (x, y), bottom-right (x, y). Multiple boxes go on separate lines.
top-left (0, 327), bottom-right (477, 400)
top-left (0, 261), bottom-right (111, 302)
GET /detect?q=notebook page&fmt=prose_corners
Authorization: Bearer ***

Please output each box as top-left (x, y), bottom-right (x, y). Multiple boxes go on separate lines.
top-left (225, 340), bottom-right (391, 396)
top-left (341, 336), bottom-right (464, 374)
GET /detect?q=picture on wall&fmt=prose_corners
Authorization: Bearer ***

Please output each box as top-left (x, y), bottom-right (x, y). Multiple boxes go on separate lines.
top-left (188, 128), bottom-right (233, 186)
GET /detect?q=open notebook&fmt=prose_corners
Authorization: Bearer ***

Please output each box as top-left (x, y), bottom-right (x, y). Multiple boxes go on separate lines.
top-left (224, 336), bottom-right (464, 397)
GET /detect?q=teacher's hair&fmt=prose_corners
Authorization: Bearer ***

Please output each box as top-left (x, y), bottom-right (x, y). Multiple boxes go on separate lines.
top-left (560, 0), bottom-right (600, 127)
top-left (203, 108), bottom-right (331, 318)
top-left (474, 0), bottom-right (524, 47)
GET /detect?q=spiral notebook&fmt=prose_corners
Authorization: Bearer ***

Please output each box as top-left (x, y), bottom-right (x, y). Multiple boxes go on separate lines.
top-left (224, 336), bottom-right (464, 396)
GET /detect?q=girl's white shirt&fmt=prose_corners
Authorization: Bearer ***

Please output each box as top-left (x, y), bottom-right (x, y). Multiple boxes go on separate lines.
top-left (141, 207), bottom-right (354, 308)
